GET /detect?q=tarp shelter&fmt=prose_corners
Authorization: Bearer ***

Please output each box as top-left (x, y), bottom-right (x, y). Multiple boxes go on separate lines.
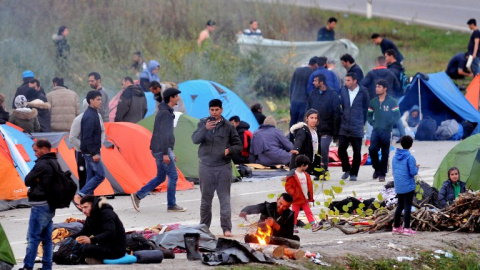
top-left (434, 134), bottom-right (480, 191)
top-left (178, 80), bottom-right (260, 132)
top-left (465, 74), bottom-right (480, 110)
top-left (0, 223), bottom-right (15, 269)
top-left (399, 72), bottom-right (480, 135)
top-left (237, 36), bottom-right (359, 69)
top-left (138, 112), bottom-right (240, 183)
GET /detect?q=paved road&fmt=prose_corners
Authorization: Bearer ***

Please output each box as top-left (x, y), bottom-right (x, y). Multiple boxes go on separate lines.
top-left (267, 0), bottom-right (479, 32)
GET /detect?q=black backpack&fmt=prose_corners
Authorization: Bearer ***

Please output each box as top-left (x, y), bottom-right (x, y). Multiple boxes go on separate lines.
top-left (125, 232), bottom-right (159, 254)
top-left (46, 159), bottom-right (77, 209)
top-left (52, 237), bottom-right (85, 265)
top-left (416, 118), bottom-right (437, 141)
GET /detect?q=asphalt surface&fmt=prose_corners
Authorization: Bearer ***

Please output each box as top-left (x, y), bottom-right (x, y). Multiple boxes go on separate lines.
top-left (2, 140), bottom-right (458, 269)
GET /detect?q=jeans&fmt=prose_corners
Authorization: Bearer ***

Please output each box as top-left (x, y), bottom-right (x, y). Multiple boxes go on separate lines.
top-left (338, 136), bottom-right (362, 176)
top-left (369, 130), bottom-right (391, 176)
top-left (320, 135), bottom-right (333, 171)
top-left (289, 101), bottom-right (307, 141)
top-left (23, 204), bottom-right (55, 270)
top-left (395, 118), bottom-right (405, 137)
top-left (394, 190), bottom-right (415, 228)
top-left (472, 56), bottom-right (480, 77)
top-left (79, 154), bottom-right (105, 196)
top-left (136, 150), bottom-right (178, 207)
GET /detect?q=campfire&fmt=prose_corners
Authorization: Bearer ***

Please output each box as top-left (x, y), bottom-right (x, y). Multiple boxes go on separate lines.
top-left (255, 224), bottom-right (272, 245)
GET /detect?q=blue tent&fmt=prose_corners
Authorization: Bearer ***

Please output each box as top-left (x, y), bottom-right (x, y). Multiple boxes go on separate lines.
top-left (400, 72), bottom-right (480, 135)
top-left (144, 91), bottom-right (156, 118)
top-left (178, 80), bottom-right (259, 131)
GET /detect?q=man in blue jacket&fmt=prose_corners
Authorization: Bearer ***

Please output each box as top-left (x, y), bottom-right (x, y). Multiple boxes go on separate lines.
top-left (307, 57), bottom-right (340, 95)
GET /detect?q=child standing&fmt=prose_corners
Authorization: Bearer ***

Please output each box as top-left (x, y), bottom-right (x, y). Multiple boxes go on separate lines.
top-left (285, 155), bottom-right (321, 232)
top-left (392, 135), bottom-right (419, 236)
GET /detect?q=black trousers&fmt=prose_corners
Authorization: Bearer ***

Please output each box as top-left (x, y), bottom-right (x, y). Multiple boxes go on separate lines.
top-left (75, 151), bottom-right (86, 189)
top-left (338, 136), bottom-right (362, 176)
top-left (394, 190), bottom-right (415, 228)
top-left (82, 244), bottom-right (124, 261)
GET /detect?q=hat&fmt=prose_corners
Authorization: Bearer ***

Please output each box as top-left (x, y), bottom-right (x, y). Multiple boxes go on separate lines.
top-left (263, 116), bottom-right (277, 127)
top-left (14, 95), bottom-right (28, 109)
top-left (206, 20), bottom-right (216, 26)
top-left (163, 88), bottom-right (181, 99)
top-left (22, 70), bottom-right (34, 79)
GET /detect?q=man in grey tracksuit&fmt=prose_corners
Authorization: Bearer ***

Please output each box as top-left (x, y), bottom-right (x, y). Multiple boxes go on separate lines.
top-left (192, 99), bottom-right (242, 236)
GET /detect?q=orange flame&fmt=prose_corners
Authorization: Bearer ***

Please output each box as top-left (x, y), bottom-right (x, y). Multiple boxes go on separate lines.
top-left (255, 224), bottom-right (272, 245)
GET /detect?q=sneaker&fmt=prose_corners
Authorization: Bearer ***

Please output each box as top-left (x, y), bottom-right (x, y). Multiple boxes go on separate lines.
top-left (379, 176), bottom-right (386, 182)
top-left (341, 171), bottom-right (350, 180)
top-left (311, 223), bottom-right (322, 232)
top-left (85, 257), bottom-right (103, 264)
top-left (365, 139), bottom-right (371, 146)
top-left (167, 205), bottom-right (187, 212)
top-left (402, 228), bottom-right (417, 236)
top-left (296, 220), bottom-right (306, 227)
top-left (349, 175), bottom-right (357, 181)
top-left (372, 171), bottom-right (379, 179)
top-left (392, 226), bottom-right (403, 235)
top-left (130, 193), bottom-right (140, 212)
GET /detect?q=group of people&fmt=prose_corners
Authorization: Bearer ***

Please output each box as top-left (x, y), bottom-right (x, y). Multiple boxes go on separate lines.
top-left (445, 19), bottom-right (480, 79)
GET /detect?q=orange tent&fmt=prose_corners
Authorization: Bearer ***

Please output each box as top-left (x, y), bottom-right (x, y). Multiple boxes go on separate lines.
top-left (465, 74), bottom-right (480, 110)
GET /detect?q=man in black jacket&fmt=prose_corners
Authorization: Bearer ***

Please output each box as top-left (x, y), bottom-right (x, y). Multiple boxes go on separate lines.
top-left (131, 88), bottom-right (186, 212)
top-left (114, 76), bottom-right (147, 123)
top-left (72, 196), bottom-right (126, 263)
top-left (340, 54), bottom-right (364, 82)
top-left (21, 139), bottom-right (57, 270)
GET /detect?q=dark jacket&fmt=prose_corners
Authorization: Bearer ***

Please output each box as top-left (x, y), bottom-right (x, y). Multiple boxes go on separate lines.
top-left (98, 88), bottom-right (110, 123)
top-left (289, 122), bottom-right (315, 171)
top-left (241, 201), bottom-right (295, 240)
top-left (27, 97), bottom-right (51, 132)
top-left (367, 95), bottom-right (401, 132)
top-left (252, 111), bottom-right (266, 125)
top-left (361, 66), bottom-right (402, 99)
top-left (236, 121), bottom-right (252, 157)
top-left (0, 107), bottom-right (8, 124)
top-left (25, 152), bottom-right (57, 202)
top-left (438, 180), bottom-right (466, 208)
top-left (80, 107), bottom-right (102, 156)
top-left (52, 34), bottom-right (70, 59)
top-left (114, 85), bottom-right (147, 123)
top-left (71, 197), bottom-right (126, 258)
top-left (307, 67), bottom-right (340, 94)
top-left (12, 81), bottom-right (46, 109)
top-left (306, 88), bottom-right (341, 136)
top-left (250, 124), bottom-right (292, 166)
top-left (192, 117), bottom-right (242, 167)
top-left (339, 86), bottom-right (370, 138)
top-left (381, 38), bottom-right (403, 63)
top-left (387, 61), bottom-right (405, 83)
top-left (9, 108), bottom-right (41, 133)
top-left (150, 102), bottom-right (175, 154)
top-left (347, 63), bottom-right (364, 82)
top-left (317, 26), bottom-right (335, 41)
top-left (290, 66), bottom-right (315, 104)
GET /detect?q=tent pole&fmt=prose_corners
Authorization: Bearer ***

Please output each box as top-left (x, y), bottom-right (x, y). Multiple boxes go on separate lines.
top-left (418, 78), bottom-right (422, 120)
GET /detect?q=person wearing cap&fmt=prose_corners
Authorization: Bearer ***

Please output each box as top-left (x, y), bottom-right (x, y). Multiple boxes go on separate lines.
top-left (192, 99), bottom-right (242, 237)
top-left (131, 87), bottom-right (186, 213)
top-left (12, 70), bottom-right (46, 109)
top-left (197, 20), bottom-right (216, 47)
top-left (114, 76), bottom-right (147, 123)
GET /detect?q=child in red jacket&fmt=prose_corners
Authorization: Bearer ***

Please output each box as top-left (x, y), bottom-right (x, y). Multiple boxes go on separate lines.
top-left (285, 155), bottom-right (321, 232)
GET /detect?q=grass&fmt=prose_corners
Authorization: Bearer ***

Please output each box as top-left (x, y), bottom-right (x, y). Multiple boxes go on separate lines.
top-left (0, 0), bottom-right (472, 120)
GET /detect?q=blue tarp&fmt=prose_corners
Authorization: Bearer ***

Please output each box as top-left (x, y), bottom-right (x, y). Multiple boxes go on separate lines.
top-left (400, 72), bottom-right (480, 134)
top-left (178, 80), bottom-right (259, 132)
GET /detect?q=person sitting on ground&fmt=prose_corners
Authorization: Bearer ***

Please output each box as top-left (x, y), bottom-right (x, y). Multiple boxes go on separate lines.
top-left (251, 103), bottom-right (266, 125)
top-left (396, 105), bottom-right (420, 138)
top-left (241, 20), bottom-right (262, 37)
top-left (229, 115), bottom-right (253, 164)
top-left (0, 94), bottom-right (9, 124)
top-left (290, 109), bottom-right (319, 175)
top-left (71, 195), bottom-right (126, 264)
top-left (446, 52), bottom-right (473, 80)
top-left (250, 116), bottom-right (293, 167)
top-left (139, 60), bottom-right (160, 92)
top-left (285, 155), bottom-right (321, 232)
top-left (438, 167), bottom-right (466, 208)
top-left (9, 95), bottom-right (40, 133)
top-left (239, 193), bottom-right (298, 241)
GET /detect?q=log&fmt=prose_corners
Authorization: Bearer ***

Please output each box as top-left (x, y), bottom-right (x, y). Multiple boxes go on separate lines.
top-left (269, 236), bottom-right (300, 249)
top-left (284, 248), bottom-right (305, 260)
top-left (248, 243), bottom-right (284, 259)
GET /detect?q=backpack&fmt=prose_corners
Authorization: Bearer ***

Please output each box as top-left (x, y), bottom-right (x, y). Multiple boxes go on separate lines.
top-left (46, 159), bottom-right (77, 209)
top-left (399, 70), bottom-right (410, 94)
top-left (52, 237), bottom-right (85, 265)
top-left (415, 118), bottom-right (437, 141)
top-left (125, 232), bottom-right (159, 254)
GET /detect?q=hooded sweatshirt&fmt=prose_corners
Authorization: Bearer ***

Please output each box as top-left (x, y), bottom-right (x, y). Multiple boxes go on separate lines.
top-left (114, 84), bottom-right (147, 123)
top-left (139, 60), bottom-right (160, 92)
top-left (9, 108), bottom-right (40, 133)
top-left (392, 148), bottom-right (418, 194)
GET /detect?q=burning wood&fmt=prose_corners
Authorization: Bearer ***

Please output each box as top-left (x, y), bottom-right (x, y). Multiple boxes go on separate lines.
top-left (255, 224), bottom-right (272, 245)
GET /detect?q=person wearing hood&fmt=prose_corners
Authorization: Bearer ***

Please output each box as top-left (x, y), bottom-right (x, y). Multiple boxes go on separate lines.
top-left (438, 167), bottom-right (466, 208)
top-left (52, 26), bottom-right (70, 59)
top-left (392, 136), bottom-right (419, 236)
top-left (139, 60), bottom-right (160, 92)
top-left (9, 95), bottom-right (40, 133)
top-left (398, 105), bottom-right (420, 138)
top-left (250, 116), bottom-right (293, 167)
top-left (290, 109), bottom-right (319, 175)
top-left (0, 93), bottom-right (9, 124)
top-left (229, 116), bottom-right (253, 164)
top-left (71, 195), bottom-right (126, 263)
top-left (27, 79), bottom-right (51, 132)
top-left (114, 76), bottom-right (147, 123)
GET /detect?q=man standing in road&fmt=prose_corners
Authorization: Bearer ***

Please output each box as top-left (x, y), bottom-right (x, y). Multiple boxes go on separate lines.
top-left (467, 19), bottom-right (480, 76)
top-left (131, 88), bottom-right (186, 212)
top-left (317, 17), bottom-right (337, 41)
top-left (367, 79), bottom-right (401, 182)
top-left (88, 72), bottom-right (110, 122)
top-left (338, 73), bottom-right (369, 181)
top-left (21, 139), bottom-right (57, 270)
top-left (192, 99), bottom-right (242, 237)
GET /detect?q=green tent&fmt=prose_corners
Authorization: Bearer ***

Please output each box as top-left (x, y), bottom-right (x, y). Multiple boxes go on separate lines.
top-left (434, 134), bottom-right (480, 191)
top-left (138, 112), bottom-right (239, 182)
top-left (0, 223), bottom-right (15, 269)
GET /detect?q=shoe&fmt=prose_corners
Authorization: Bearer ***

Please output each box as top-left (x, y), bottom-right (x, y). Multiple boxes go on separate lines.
top-left (349, 175), bottom-right (357, 181)
top-left (365, 139), bottom-right (370, 146)
top-left (85, 257), bottom-right (103, 264)
top-left (296, 220), bottom-right (306, 227)
top-left (372, 171), bottom-right (379, 179)
top-left (402, 228), bottom-right (417, 236)
top-left (168, 205), bottom-right (187, 212)
top-left (341, 172), bottom-right (350, 180)
top-left (379, 176), bottom-right (386, 182)
top-left (293, 226), bottom-right (299, 233)
top-left (311, 223), bottom-right (322, 232)
top-left (131, 193), bottom-right (140, 212)
top-left (313, 176), bottom-right (320, 181)
top-left (392, 226), bottom-right (403, 235)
